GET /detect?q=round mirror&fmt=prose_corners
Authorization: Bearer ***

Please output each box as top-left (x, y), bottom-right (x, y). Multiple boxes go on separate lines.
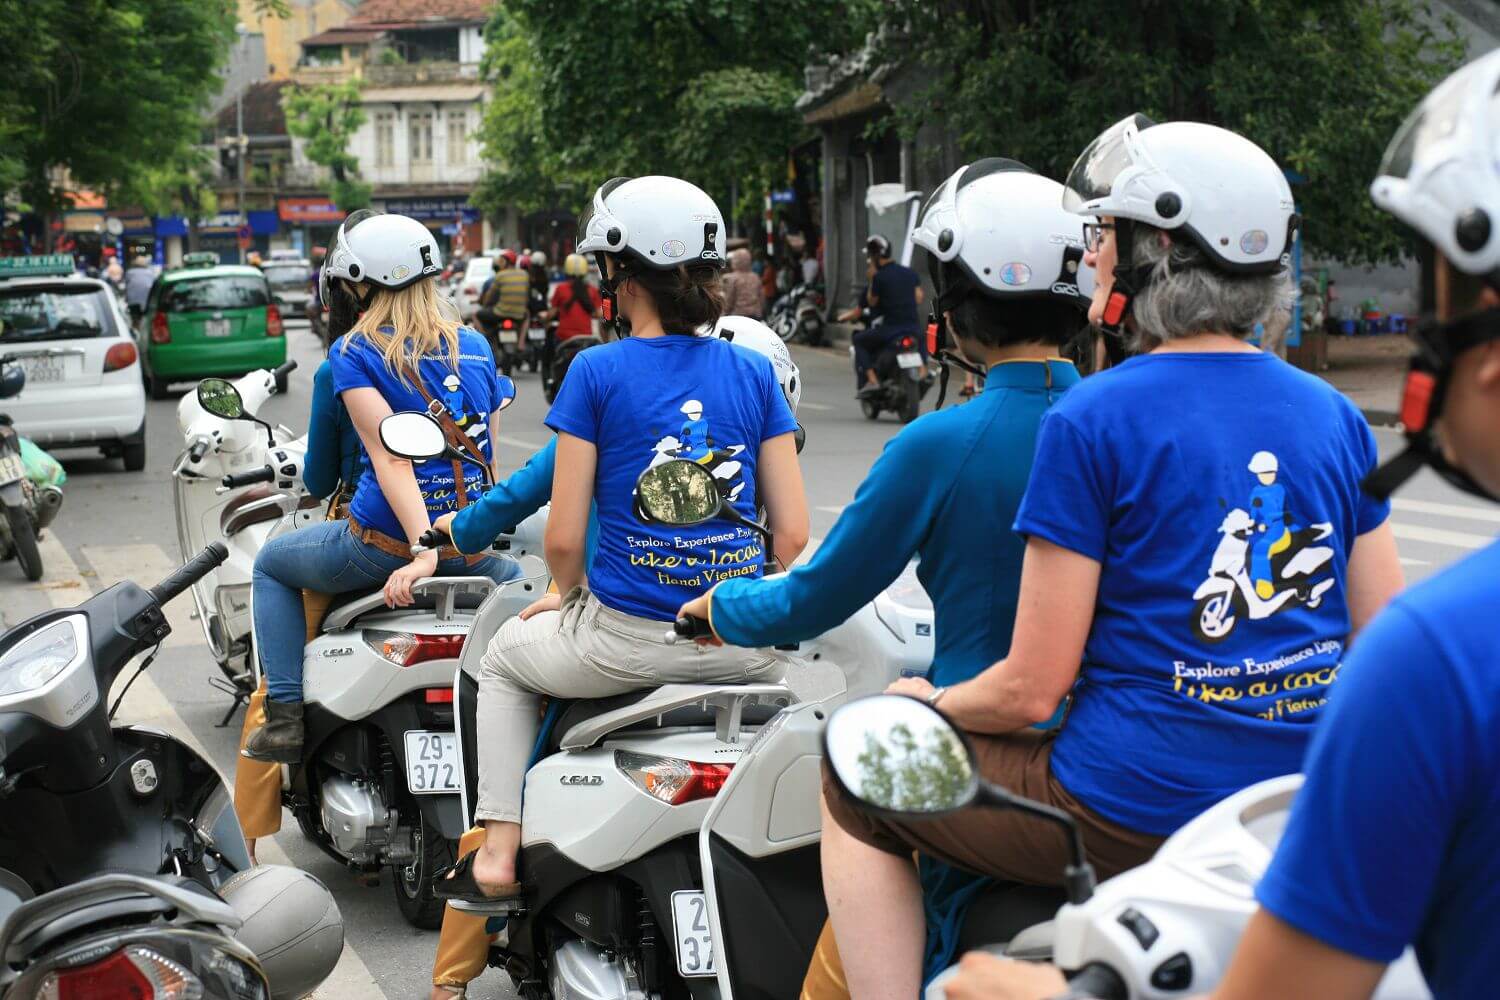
top-left (636, 459), bottom-right (722, 527)
top-left (0, 363), bottom-right (26, 401)
top-left (379, 411), bottom-right (448, 462)
top-left (197, 378), bottom-right (246, 420)
top-left (496, 374), bottom-right (517, 412)
top-left (823, 694), bottom-right (978, 815)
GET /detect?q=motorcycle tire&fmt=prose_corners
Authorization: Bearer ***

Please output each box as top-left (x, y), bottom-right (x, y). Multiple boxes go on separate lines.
top-left (392, 813), bottom-right (457, 930)
top-left (6, 505), bottom-right (42, 581)
top-left (801, 316), bottom-right (825, 347)
top-left (860, 397), bottom-right (880, 421)
top-left (1192, 590), bottom-right (1245, 644)
top-left (901, 378), bottom-right (922, 423)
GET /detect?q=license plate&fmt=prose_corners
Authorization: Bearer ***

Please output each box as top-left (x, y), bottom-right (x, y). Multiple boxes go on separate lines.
top-left (403, 730), bottom-right (462, 794)
top-left (670, 890), bottom-right (716, 978)
top-left (20, 356), bottom-right (65, 383)
top-left (896, 352), bottom-right (923, 370)
top-left (527, 326), bottom-right (546, 342)
top-left (205, 318), bottom-right (231, 338)
top-left (498, 328), bottom-right (519, 344)
top-left (0, 452), bottom-right (23, 483)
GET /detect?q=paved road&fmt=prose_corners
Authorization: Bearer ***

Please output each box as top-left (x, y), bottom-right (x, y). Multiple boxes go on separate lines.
top-left (1, 324), bottom-right (1494, 998)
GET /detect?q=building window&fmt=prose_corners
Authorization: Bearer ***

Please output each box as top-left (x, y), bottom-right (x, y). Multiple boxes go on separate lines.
top-left (409, 111), bottom-right (434, 165)
top-left (375, 112), bottom-right (395, 167)
top-left (447, 111), bottom-right (468, 166)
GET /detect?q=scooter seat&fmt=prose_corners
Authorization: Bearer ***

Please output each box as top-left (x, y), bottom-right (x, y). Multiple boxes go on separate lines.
top-left (219, 486), bottom-right (322, 537)
top-left (544, 688), bottom-right (785, 756)
top-left (954, 881), bottom-right (1066, 955)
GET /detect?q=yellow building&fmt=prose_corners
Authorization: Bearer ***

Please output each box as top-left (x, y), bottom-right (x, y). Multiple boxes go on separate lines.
top-left (238, 0), bottom-right (362, 79)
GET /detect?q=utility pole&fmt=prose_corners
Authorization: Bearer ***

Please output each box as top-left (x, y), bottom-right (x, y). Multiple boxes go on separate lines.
top-left (236, 23), bottom-right (250, 264)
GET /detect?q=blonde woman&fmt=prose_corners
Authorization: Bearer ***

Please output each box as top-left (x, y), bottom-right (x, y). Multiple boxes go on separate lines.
top-left (242, 212), bottom-right (520, 762)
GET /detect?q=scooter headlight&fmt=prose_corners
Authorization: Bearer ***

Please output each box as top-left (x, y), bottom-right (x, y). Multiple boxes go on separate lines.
top-left (0, 617), bottom-right (84, 699)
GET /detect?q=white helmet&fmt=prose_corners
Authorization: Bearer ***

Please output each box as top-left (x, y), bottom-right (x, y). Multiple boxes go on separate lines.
top-left (1064, 115), bottom-right (1298, 273)
top-left (321, 212), bottom-right (442, 297)
top-left (1371, 49), bottom-right (1500, 276)
top-left (913, 158), bottom-right (1095, 307)
top-left (577, 176), bottom-right (727, 271)
top-left (530, 250), bottom-right (548, 267)
top-left (1247, 451), bottom-right (1279, 475)
top-left (713, 314), bottom-right (801, 414)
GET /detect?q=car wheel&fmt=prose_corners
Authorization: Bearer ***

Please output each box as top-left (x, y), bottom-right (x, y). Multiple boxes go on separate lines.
top-left (147, 372), bottom-right (171, 400)
top-left (6, 506), bottom-right (43, 581)
top-left (122, 440), bottom-right (147, 472)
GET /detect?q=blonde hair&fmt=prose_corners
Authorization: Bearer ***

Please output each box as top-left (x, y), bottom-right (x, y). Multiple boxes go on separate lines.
top-left (341, 278), bottom-right (461, 384)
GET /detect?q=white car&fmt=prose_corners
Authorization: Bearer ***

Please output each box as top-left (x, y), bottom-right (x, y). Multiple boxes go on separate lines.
top-left (0, 256), bottom-right (149, 471)
top-left (458, 256), bottom-right (494, 321)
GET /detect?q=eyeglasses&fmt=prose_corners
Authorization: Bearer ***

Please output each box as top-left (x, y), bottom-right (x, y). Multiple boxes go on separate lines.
top-left (1082, 221), bottom-right (1116, 253)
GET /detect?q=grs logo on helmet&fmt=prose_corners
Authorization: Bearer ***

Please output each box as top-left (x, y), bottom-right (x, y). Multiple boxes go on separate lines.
top-left (699, 222), bottom-right (721, 261)
top-left (1050, 281), bottom-right (1083, 297)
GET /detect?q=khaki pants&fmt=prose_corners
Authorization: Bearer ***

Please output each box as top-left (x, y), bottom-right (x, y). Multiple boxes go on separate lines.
top-left (474, 587), bottom-right (783, 824)
top-left (432, 827), bottom-right (496, 990)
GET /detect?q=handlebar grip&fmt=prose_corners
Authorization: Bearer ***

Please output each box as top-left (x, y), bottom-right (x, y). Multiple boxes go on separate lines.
top-left (273, 359), bottom-right (298, 380)
top-left (674, 615), bottom-right (714, 641)
top-left (188, 440), bottom-right (208, 463)
top-left (412, 527), bottom-right (448, 554)
top-left (150, 542), bottom-right (229, 606)
top-left (221, 466), bottom-right (275, 489)
top-left (1053, 964), bottom-right (1127, 1000)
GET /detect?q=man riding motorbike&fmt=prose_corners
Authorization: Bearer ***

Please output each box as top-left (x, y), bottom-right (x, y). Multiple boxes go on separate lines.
top-left (433, 175), bottom-right (809, 906)
top-left (855, 234), bottom-right (925, 395)
top-left (677, 159), bottom-right (1094, 992)
top-left (812, 118), bottom-right (1405, 999)
top-left (957, 55), bottom-right (1500, 1000)
top-left (478, 250), bottom-right (531, 374)
top-left (239, 211), bottom-right (521, 763)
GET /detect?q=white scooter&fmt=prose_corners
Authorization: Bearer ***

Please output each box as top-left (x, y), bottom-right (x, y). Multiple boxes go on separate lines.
top-left (173, 360), bottom-right (319, 720)
top-left (820, 695), bottom-right (1431, 1000)
top-left (1192, 508), bottom-right (1336, 644)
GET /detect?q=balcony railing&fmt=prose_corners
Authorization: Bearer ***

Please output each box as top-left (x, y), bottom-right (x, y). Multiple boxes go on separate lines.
top-left (363, 61), bottom-right (479, 86)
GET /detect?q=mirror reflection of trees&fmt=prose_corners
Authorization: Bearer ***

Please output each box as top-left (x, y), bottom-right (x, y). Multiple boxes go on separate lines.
top-left (853, 722), bottom-right (973, 813)
top-left (199, 381), bottom-right (242, 419)
top-left (640, 462), bottom-right (719, 525)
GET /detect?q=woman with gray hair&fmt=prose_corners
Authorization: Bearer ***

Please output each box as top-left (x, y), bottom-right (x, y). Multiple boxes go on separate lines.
top-left (820, 116), bottom-right (1406, 999)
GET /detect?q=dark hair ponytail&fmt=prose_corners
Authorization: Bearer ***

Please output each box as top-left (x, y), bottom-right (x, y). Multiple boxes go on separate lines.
top-left (568, 274), bottom-right (591, 314)
top-left (627, 263), bottom-right (725, 333)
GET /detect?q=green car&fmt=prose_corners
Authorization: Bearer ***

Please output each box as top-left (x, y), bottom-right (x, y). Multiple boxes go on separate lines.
top-left (139, 253), bottom-right (287, 399)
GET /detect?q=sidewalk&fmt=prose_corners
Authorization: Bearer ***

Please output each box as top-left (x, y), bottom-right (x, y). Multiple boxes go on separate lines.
top-left (1320, 334), bottom-right (1411, 426)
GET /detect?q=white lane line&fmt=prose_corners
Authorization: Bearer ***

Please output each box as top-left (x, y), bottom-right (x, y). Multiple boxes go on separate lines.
top-left (1392, 497), bottom-right (1500, 525)
top-left (498, 434), bottom-right (543, 450)
top-left (799, 402), bottom-right (834, 411)
top-left (83, 544), bottom-right (200, 647)
top-left (1391, 521), bottom-right (1493, 551)
top-left (61, 542), bottom-right (388, 999)
top-left (815, 505), bottom-right (847, 516)
top-left (1399, 557), bottom-right (1430, 566)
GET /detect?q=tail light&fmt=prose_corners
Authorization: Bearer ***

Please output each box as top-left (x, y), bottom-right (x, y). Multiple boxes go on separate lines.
top-left (466, 288), bottom-right (478, 299)
top-left (616, 750), bottom-right (732, 805)
top-left (502, 319), bottom-right (514, 330)
top-left (37, 945), bottom-right (199, 999)
top-left (425, 687), bottom-right (455, 703)
top-left (899, 336), bottom-right (915, 349)
top-left (266, 303), bottom-right (283, 337)
top-left (365, 630), bottom-right (465, 667)
top-left (150, 312), bottom-right (171, 344)
top-left (104, 341), bottom-right (138, 372)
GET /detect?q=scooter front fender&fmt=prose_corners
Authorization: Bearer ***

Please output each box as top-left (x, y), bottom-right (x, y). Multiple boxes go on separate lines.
top-left (1192, 575), bottom-right (1234, 601)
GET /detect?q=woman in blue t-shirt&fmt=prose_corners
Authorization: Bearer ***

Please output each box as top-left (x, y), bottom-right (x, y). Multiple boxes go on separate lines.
top-left (241, 212), bottom-right (520, 763)
top-left (436, 177), bottom-right (809, 905)
top-left (819, 121), bottom-right (1406, 998)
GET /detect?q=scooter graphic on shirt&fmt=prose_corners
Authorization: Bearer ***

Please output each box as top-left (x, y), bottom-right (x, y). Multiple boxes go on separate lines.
top-left (1192, 506), bottom-right (1336, 643)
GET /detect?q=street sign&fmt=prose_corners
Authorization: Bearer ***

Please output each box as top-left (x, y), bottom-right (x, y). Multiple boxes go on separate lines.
top-left (236, 224), bottom-right (253, 251)
top-left (770, 189), bottom-right (797, 205)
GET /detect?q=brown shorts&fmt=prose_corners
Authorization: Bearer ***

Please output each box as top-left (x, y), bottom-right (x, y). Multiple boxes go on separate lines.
top-left (824, 729), bottom-right (1163, 884)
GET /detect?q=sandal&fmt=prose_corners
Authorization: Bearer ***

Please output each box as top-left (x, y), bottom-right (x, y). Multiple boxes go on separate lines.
top-left (432, 850), bottom-right (523, 908)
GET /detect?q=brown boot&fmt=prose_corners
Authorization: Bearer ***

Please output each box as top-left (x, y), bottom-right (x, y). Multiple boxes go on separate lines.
top-left (241, 697), bottom-right (303, 764)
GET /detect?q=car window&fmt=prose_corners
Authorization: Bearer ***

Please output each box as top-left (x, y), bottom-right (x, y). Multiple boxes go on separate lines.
top-left (262, 264), bottom-right (309, 288)
top-left (164, 276), bottom-right (270, 312)
top-left (0, 285), bottom-right (115, 342)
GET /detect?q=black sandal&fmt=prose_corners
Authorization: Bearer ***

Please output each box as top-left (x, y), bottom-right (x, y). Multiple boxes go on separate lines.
top-left (432, 850), bottom-right (523, 908)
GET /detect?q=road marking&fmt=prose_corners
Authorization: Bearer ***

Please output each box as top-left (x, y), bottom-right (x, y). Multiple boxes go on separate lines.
top-left (1391, 521), bottom-right (1493, 551)
top-left (43, 540), bottom-right (387, 999)
top-left (799, 402), bottom-right (834, 411)
top-left (1391, 497), bottom-right (1500, 525)
top-left (815, 505), bottom-right (847, 516)
top-left (498, 434), bottom-right (543, 450)
top-left (1399, 557), bottom-right (1430, 566)
top-left (83, 544), bottom-right (201, 647)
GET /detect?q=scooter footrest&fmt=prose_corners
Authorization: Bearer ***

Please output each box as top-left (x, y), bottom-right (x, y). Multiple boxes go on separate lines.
top-left (449, 897), bottom-right (527, 916)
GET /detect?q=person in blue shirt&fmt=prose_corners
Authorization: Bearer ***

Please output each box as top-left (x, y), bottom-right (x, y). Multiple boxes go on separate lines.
top-left (302, 357), bottom-right (363, 504)
top-left (677, 160), bottom-right (1094, 988)
top-left (435, 177), bottom-right (809, 906)
top-left (958, 57), bottom-right (1500, 1000)
top-left (855, 234), bottom-right (925, 394)
top-left (813, 120), bottom-right (1405, 1000)
top-left (241, 212), bottom-right (520, 763)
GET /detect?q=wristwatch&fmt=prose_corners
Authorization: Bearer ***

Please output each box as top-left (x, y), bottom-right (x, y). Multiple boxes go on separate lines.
top-left (925, 686), bottom-right (948, 708)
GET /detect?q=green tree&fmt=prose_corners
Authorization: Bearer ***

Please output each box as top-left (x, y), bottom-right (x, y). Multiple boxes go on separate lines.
top-left (886, 0), bottom-right (1464, 265)
top-left (283, 80), bottom-right (371, 212)
top-left (854, 722), bottom-right (973, 813)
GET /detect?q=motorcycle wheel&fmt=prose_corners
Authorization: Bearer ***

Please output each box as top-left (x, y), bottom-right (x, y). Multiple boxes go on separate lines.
top-left (901, 378), bottom-right (922, 423)
top-left (860, 397), bottom-right (880, 420)
top-left (1192, 591), bottom-right (1244, 644)
top-left (5, 505), bottom-right (42, 581)
top-left (392, 813), bottom-right (457, 929)
top-left (801, 315), bottom-right (825, 347)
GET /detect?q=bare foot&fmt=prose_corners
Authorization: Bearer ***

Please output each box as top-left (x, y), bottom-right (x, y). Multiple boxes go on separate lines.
top-left (468, 844), bottom-right (517, 895)
top-left (430, 986), bottom-right (465, 1000)
top-left (246, 838), bottom-right (258, 866)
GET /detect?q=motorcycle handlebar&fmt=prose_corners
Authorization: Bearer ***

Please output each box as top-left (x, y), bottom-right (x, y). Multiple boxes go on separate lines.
top-left (222, 466), bottom-right (275, 490)
top-left (149, 542), bottom-right (229, 607)
top-left (1052, 964), bottom-right (1127, 1000)
top-left (187, 439), bottom-right (209, 463)
top-left (666, 615), bottom-right (714, 645)
top-left (272, 359), bottom-right (298, 381)
top-left (412, 527), bottom-right (449, 555)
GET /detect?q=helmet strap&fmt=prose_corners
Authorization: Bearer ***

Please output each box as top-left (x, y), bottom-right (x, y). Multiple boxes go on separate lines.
top-left (594, 252), bottom-right (631, 339)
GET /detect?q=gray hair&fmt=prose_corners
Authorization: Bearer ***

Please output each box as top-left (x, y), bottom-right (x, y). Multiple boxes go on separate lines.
top-left (1127, 224), bottom-right (1293, 351)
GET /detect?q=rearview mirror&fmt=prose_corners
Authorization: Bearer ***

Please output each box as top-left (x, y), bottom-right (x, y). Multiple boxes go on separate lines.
top-left (0, 363), bottom-right (25, 401)
top-left (823, 695), bottom-right (977, 816)
top-left (496, 374), bottom-right (517, 412)
top-left (380, 411), bottom-right (447, 462)
top-left (197, 378), bottom-right (246, 420)
top-left (636, 459), bottom-right (723, 527)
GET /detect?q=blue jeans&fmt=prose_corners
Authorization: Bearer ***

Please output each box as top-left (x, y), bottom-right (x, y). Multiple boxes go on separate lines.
top-left (253, 520), bottom-right (520, 702)
top-left (854, 322), bottom-right (914, 389)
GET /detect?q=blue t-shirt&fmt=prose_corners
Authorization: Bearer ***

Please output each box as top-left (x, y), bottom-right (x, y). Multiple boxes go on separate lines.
top-left (1013, 352), bottom-right (1388, 835)
top-left (546, 334), bottom-right (797, 622)
top-left (330, 327), bottom-right (501, 540)
top-left (1257, 539), bottom-right (1500, 999)
top-left (303, 360), bottom-right (364, 500)
top-left (869, 261), bottom-right (922, 330)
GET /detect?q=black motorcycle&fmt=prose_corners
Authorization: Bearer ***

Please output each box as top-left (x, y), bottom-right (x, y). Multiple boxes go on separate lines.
top-left (768, 282), bottom-right (826, 346)
top-left (0, 543), bottom-right (343, 998)
top-left (851, 316), bottom-right (933, 424)
top-left (0, 360), bottom-right (61, 582)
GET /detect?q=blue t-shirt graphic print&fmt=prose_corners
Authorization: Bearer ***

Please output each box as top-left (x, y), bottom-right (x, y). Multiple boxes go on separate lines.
top-left (1013, 352), bottom-right (1389, 836)
top-left (546, 335), bottom-right (797, 622)
top-left (330, 326), bottom-right (501, 540)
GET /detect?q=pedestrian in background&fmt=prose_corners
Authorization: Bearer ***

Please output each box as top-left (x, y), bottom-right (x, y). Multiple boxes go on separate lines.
top-left (723, 247), bottom-right (765, 318)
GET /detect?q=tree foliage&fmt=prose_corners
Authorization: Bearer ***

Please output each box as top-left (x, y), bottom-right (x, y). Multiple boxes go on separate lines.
top-left (886, 0), bottom-right (1465, 265)
top-left (0, 0), bottom-right (237, 215)
top-left (283, 80), bottom-right (371, 212)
